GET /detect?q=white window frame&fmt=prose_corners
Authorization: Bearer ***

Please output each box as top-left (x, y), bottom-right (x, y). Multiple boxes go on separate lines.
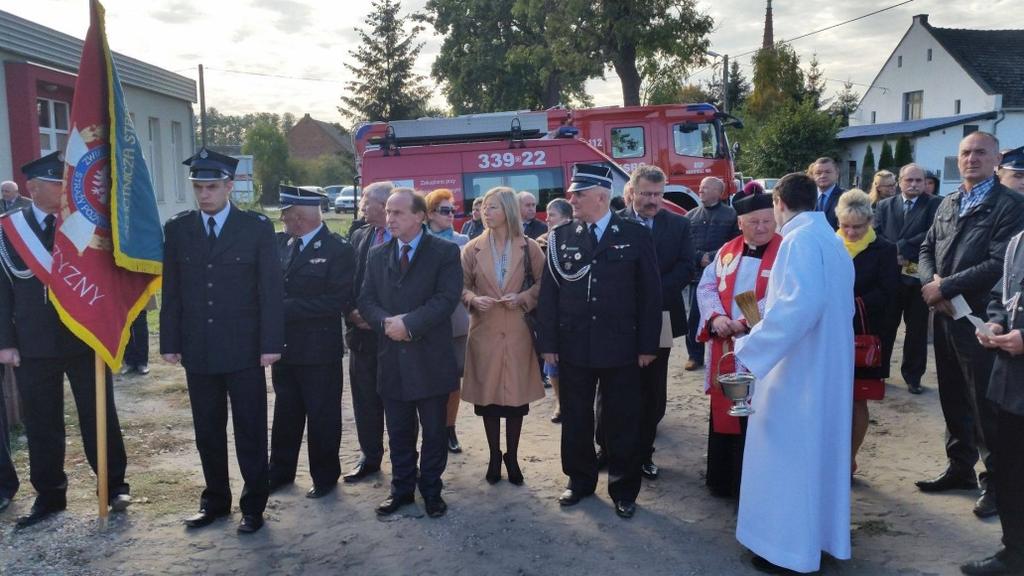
top-left (37, 97), bottom-right (70, 156)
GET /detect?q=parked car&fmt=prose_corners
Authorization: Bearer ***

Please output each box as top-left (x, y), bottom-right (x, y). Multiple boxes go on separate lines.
top-left (333, 186), bottom-right (358, 214)
top-left (299, 185), bottom-right (330, 212)
top-left (324, 184), bottom-right (344, 206)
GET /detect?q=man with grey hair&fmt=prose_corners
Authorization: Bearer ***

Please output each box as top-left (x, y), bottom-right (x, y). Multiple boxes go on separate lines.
top-left (0, 181), bottom-right (30, 213)
top-left (519, 191), bottom-right (546, 239)
top-left (873, 163), bottom-right (941, 394)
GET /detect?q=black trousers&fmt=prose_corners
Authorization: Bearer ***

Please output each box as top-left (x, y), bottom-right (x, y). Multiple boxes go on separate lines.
top-left (996, 408), bottom-right (1024, 555)
top-left (14, 353), bottom-right (128, 505)
top-left (382, 393), bottom-right (448, 499)
top-left (349, 334), bottom-right (384, 467)
top-left (0, 370), bottom-right (19, 499)
top-left (705, 411), bottom-right (748, 498)
top-left (123, 312), bottom-right (149, 368)
top-left (185, 367), bottom-right (268, 515)
top-left (933, 314), bottom-right (998, 487)
top-left (685, 283), bottom-right (704, 362)
top-left (894, 282), bottom-right (929, 385)
top-left (269, 362), bottom-right (343, 488)
top-left (596, 348), bottom-right (670, 462)
top-left (561, 360), bottom-right (642, 503)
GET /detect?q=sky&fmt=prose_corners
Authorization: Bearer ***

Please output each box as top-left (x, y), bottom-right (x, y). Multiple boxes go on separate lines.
top-left (1, 0), bottom-right (1017, 125)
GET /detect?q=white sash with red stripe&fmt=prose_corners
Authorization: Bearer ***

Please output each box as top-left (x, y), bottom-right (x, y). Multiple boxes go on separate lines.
top-left (0, 210), bottom-right (53, 283)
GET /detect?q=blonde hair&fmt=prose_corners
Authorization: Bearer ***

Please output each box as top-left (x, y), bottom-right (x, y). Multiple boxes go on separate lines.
top-left (481, 186), bottom-right (523, 237)
top-left (868, 170), bottom-right (896, 205)
top-left (836, 188), bottom-right (874, 223)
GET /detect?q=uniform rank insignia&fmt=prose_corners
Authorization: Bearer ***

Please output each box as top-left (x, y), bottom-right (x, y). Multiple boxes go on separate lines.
top-left (313, 240), bottom-right (321, 250)
top-left (310, 258), bottom-right (327, 264)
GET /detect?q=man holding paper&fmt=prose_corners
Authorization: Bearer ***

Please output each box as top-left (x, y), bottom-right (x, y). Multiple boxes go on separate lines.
top-left (918, 131), bottom-right (1024, 519)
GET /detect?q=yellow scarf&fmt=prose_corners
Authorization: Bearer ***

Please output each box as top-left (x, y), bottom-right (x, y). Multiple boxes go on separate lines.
top-left (837, 226), bottom-right (875, 259)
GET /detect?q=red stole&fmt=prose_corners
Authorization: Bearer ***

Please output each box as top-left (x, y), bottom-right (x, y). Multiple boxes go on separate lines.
top-left (707, 234), bottom-right (782, 434)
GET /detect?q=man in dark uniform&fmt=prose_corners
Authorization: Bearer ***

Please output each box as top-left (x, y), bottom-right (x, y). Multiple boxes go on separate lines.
top-left (537, 163), bottom-right (662, 519)
top-left (998, 146), bottom-right (1024, 195)
top-left (0, 152), bottom-right (130, 528)
top-left (268, 185), bottom-right (355, 499)
top-left (160, 148), bottom-right (284, 534)
top-left (964, 230), bottom-right (1024, 575)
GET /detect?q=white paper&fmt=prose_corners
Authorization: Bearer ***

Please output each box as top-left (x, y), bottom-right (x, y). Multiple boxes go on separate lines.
top-left (950, 294), bottom-right (972, 320)
top-left (659, 311), bottom-right (673, 348)
top-left (967, 314), bottom-right (994, 337)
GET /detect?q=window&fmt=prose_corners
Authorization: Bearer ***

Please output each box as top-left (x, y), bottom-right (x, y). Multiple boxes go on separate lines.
top-left (954, 99), bottom-right (962, 115)
top-left (37, 97), bottom-right (70, 155)
top-left (673, 122), bottom-right (719, 158)
top-left (903, 91), bottom-right (923, 121)
top-left (943, 156), bottom-right (960, 181)
top-left (171, 121), bottom-right (185, 201)
top-left (927, 48), bottom-right (932, 61)
top-left (462, 168), bottom-right (563, 212)
top-left (897, 55), bottom-right (903, 68)
top-left (963, 124), bottom-right (978, 137)
top-left (871, 111), bottom-right (876, 124)
top-left (610, 126), bottom-right (645, 159)
top-left (147, 117), bottom-right (164, 202)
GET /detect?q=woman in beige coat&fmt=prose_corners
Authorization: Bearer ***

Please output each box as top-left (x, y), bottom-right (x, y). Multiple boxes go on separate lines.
top-left (462, 186), bottom-right (545, 485)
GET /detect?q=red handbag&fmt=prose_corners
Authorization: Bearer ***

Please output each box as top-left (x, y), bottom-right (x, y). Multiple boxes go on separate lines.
top-left (854, 297), bottom-right (882, 368)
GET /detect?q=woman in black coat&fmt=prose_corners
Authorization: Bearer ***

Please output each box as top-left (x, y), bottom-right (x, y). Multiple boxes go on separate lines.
top-left (836, 189), bottom-right (900, 474)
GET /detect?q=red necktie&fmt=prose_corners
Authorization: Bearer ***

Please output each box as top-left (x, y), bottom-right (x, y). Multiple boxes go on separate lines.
top-left (400, 244), bottom-right (411, 274)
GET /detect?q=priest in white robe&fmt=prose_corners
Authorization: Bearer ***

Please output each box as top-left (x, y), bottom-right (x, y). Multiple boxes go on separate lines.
top-left (733, 172), bottom-right (855, 574)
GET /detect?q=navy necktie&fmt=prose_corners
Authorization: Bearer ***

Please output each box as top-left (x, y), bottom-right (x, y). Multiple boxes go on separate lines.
top-left (207, 216), bottom-right (217, 248)
top-left (42, 214), bottom-right (56, 250)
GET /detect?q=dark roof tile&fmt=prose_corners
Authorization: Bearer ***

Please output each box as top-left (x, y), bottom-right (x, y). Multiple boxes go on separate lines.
top-left (928, 24), bottom-right (1024, 107)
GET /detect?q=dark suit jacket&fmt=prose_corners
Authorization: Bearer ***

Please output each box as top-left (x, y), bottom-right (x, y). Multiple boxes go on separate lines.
top-left (852, 237), bottom-right (900, 380)
top-left (874, 194), bottom-right (941, 284)
top-left (819, 185), bottom-right (846, 230)
top-left (618, 207), bottom-right (695, 338)
top-left (357, 229), bottom-right (462, 401)
top-left (523, 218), bottom-right (547, 240)
top-left (278, 226), bottom-right (356, 365)
top-left (160, 205), bottom-right (284, 374)
top-left (0, 196), bottom-right (31, 214)
top-left (345, 224), bottom-right (379, 353)
top-left (0, 206), bottom-right (90, 358)
top-left (987, 232), bottom-right (1024, 415)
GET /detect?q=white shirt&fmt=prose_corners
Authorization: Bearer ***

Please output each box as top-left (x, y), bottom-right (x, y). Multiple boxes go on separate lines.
top-left (201, 203), bottom-right (232, 237)
top-left (31, 203), bottom-right (53, 228)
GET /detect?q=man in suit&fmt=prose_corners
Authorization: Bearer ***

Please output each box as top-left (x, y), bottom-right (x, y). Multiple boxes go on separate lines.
top-left (343, 181), bottom-right (394, 483)
top-left (874, 163), bottom-right (941, 394)
top-left (918, 132), bottom-right (1024, 520)
top-left (357, 188), bottom-right (461, 518)
top-left (268, 185), bottom-right (356, 499)
top-left (537, 164), bottom-right (662, 519)
top-left (0, 152), bottom-right (130, 528)
top-left (811, 157), bottom-right (845, 230)
top-left (613, 164), bottom-right (695, 479)
top-left (0, 181), bottom-right (31, 213)
top-left (160, 148), bottom-right (284, 534)
top-left (520, 191), bottom-right (546, 239)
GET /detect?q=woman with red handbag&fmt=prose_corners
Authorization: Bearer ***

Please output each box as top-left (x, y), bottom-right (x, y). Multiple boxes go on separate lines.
top-left (836, 189), bottom-right (901, 474)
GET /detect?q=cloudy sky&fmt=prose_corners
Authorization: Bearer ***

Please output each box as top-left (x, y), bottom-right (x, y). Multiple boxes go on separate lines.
top-left (2, 0), bottom-right (1016, 125)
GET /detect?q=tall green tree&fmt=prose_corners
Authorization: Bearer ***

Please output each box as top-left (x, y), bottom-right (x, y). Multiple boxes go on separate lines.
top-left (878, 140), bottom-right (895, 172)
top-left (699, 59), bottom-right (750, 112)
top-left (860, 144), bottom-right (876, 190)
top-left (828, 81), bottom-right (860, 127)
top-left (340, 0), bottom-right (431, 122)
top-left (746, 44), bottom-right (804, 121)
top-left (737, 99), bottom-right (840, 177)
top-left (894, 136), bottom-right (914, 169)
top-left (242, 121), bottom-right (290, 205)
top-left (803, 54), bottom-right (827, 109)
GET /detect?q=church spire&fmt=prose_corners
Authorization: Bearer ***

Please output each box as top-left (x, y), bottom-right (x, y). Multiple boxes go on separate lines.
top-left (762, 0), bottom-right (774, 49)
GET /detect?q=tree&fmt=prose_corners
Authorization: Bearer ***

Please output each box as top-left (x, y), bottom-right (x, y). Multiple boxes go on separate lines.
top-left (803, 54), bottom-right (827, 109)
top-left (340, 0), bottom-right (431, 122)
top-left (242, 121), bottom-right (290, 205)
top-left (289, 153), bottom-right (356, 187)
top-left (860, 144), bottom-right (876, 190)
top-left (736, 99), bottom-right (840, 177)
top-left (828, 81), bottom-right (860, 127)
top-left (894, 135), bottom-right (914, 169)
top-left (878, 140), bottom-right (895, 172)
top-left (746, 44), bottom-right (805, 121)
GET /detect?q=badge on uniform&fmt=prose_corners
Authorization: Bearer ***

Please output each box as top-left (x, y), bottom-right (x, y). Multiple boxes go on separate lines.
top-left (574, 253), bottom-right (582, 261)
top-left (575, 225), bottom-right (583, 234)
top-left (310, 258), bottom-right (327, 264)
top-left (610, 224), bottom-right (619, 234)
top-left (313, 240), bottom-right (321, 250)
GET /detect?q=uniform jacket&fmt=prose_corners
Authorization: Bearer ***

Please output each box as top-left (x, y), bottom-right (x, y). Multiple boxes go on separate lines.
top-left (537, 212), bottom-right (663, 367)
top-left (620, 207), bottom-right (695, 338)
top-left (160, 205), bottom-right (285, 374)
top-left (919, 181), bottom-right (1024, 315)
top-left (278, 225), bottom-right (356, 365)
top-left (685, 202), bottom-right (738, 279)
top-left (873, 193), bottom-right (941, 285)
top-left (0, 196), bottom-right (31, 214)
top-left (0, 205), bottom-right (90, 358)
top-left (987, 231), bottom-right (1024, 416)
top-left (852, 237), bottom-right (900, 380)
top-left (357, 229), bottom-right (462, 401)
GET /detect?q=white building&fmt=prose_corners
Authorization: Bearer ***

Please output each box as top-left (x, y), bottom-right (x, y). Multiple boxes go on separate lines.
top-left (0, 8), bottom-right (197, 220)
top-left (837, 14), bottom-right (1024, 195)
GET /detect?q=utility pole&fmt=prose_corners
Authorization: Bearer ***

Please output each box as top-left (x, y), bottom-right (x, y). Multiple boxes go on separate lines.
top-left (198, 64), bottom-right (207, 147)
top-left (722, 54), bottom-right (730, 113)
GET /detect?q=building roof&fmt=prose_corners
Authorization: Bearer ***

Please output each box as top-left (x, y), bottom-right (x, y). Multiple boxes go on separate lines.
top-left (291, 114), bottom-right (354, 155)
top-left (837, 111), bottom-right (997, 141)
top-left (0, 9), bottom-right (196, 102)
top-left (925, 19), bottom-right (1024, 108)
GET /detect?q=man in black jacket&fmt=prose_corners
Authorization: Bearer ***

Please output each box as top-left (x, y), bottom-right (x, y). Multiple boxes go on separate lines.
top-left (268, 186), bottom-right (356, 499)
top-left (918, 132), bottom-right (1024, 519)
top-left (520, 191), bottom-right (547, 239)
top-left (161, 148), bottom-right (284, 534)
top-left (811, 157), bottom-right (845, 230)
top-left (873, 163), bottom-right (941, 394)
top-left (357, 189), bottom-right (461, 518)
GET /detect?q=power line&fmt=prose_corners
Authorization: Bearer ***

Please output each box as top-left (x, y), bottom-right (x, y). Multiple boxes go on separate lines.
top-left (203, 66), bottom-right (347, 84)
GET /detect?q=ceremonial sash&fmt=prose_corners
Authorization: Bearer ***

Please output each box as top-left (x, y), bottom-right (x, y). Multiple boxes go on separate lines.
top-left (707, 234), bottom-right (781, 434)
top-left (0, 210), bottom-right (53, 283)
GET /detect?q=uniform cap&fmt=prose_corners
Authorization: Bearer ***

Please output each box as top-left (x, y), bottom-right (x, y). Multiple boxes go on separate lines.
top-left (183, 147), bottom-right (239, 181)
top-left (568, 163), bottom-right (613, 193)
top-left (20, 151), bottom-right (64, 182)
top-left (280, 185), bottom-right (326, 209)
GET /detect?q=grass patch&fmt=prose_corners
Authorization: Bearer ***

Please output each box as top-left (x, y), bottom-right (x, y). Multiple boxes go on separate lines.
top-left (126, 467), bottom-right (203, 517)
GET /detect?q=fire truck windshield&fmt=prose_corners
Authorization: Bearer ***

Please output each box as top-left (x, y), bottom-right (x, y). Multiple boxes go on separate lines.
top-left (673, 122), bottom-right (721, 159)
top-left (462, 167), bottom-right (564, 213)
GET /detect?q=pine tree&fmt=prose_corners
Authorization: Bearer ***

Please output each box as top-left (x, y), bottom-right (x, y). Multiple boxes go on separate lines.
top-left (878, 140), bottom-right (895, 172)
top-left (803, 54), bottom-right (826, 109)
top-left (860, 145), bottom-right (876, 190)
top-left (340, 0), bottom-right (431, 123)
top-left (828, 81), bottom-right (860, 127)
top-left (894, 136), bottom-right (914, 169)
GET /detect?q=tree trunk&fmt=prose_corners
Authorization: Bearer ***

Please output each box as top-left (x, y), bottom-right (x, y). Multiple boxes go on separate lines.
top-left (613, 44), bottom-right (642, 107)
top-left (543, 72), bottom-right (563, 108)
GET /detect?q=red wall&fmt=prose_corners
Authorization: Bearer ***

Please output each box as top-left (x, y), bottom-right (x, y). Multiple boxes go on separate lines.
top-left (4, 61), bottom-right (75, 192)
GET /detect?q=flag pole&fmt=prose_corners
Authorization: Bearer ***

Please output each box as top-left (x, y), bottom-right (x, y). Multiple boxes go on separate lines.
top-left (96, 352), bottom-right (109, 521)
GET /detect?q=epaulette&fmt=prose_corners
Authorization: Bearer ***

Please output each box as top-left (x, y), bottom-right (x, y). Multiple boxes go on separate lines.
top-left (168, 209), bottom-right (195, 222)
top-left (243, 209), bottom-right (271, 223)
top-left (329, 232), bottom-right (349, 245)
top-left (616, 217), bottom-right (647, 230)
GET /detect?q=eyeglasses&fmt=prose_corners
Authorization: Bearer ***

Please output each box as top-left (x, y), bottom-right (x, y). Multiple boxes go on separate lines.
top-left (435, 207), bottom-right (455, 215)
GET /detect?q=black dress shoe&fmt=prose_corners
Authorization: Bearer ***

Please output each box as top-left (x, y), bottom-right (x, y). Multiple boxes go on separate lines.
top-left (183, 508), bottom-right (229, 528)
top-left (0, 495), bottom-right (11, 513)
top-left (237, 514), bottom-right (264, 534)
top-left (504, 453), bottom-right (524, 486)
top-left (907, 382), bottom-right (924, 394)
top-left (961, 549), bottom-right (1024, 575)
top-left (137, 364), bottom-right (150, 375)
top-left (751, 555), bottom-right (798, 574)
top-left (375, 493), bottom-right (415, 516)
top-left (641, 460), bottom-right (660, 480)
top-left (424, 496), bottom-right (447, 518)
top-left (974, 490), bottom-right (999, 518)
top-left (595, 449), bottom-right (608, 471)
top-left (447, 426), bottom-right (462, 453)
top-left (486, 451), bottom-right (502, 484)
top-left (916, 469), bottom-right (978, 493)
top-left (614, 500), bottom-right (636, 519)
top-left (343, 462), bottom-right (380, 484)
top-left (550, 411), bottom-right (562, 424)
top-left (306, 484), bottom-right (336, 499)
top-left (15, 501), bottom-right (66, 529)
top-left (558, 489), bottom-right (592, 507)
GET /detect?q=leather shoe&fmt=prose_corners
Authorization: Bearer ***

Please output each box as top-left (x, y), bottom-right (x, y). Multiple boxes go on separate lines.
top-left (0, 495), bottom-right (11, 513)
top-left (447, 426), bottom-right (462, 453)
top-left (961, 549), bottom-right (1024, 575)
top-left (237, 514), bottom-right (264, 534)
top-left (375, 493), bottom-right (415, 516)
top-left (15, 501), bottom-right (66, 529)
top-left (684, 359), bottom-right (702, 371)
top-left (183, 508), bottom-right (229, 528)
top-left (343, 462), bottom-right (380, 483)
top-left (641, 460), bottom-right (659, 480)
top-left (109, 493), bottom-right (132, 513)
top-left (558, 489), bottom-right (592, 507)
top-left (751, 555), bottom-right (797, 574)
top-left (614, 500), bottom-right (636, 519)
top-left (595, 449), bottom-right (608, 471)
top-left (424, 495), bottom-right (447, 518)
top-left (974, 490), bottom-right (999, 518)
top-left (137, 364), bottom-right (150, 375)
top-left (916, 469), bottom-right (978, 493)
top-left (907, 381), bottom-right (924, 394)
top-left (306, 484), bottom-right (336, 499)
top-left (550, 411), bottom-right (562, 424)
